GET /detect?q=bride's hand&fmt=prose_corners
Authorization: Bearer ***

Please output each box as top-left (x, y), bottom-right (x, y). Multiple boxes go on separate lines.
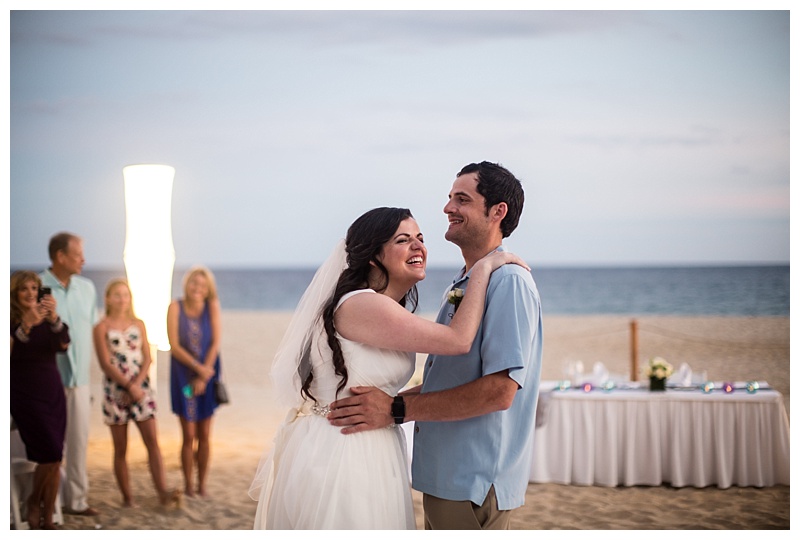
top-left (476, 250), bottom-right (530, 274)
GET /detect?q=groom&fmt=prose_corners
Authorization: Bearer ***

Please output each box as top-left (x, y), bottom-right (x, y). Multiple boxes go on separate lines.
top-left (329, 161), bottom-right (543, 529)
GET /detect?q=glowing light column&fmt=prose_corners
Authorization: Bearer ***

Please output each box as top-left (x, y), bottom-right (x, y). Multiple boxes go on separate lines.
top-left (123, 164), bottom-right (176, 389)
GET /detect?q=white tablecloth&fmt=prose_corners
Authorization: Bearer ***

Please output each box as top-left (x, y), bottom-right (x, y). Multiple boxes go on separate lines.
top-left (530, 381), bottom-right (791, 488)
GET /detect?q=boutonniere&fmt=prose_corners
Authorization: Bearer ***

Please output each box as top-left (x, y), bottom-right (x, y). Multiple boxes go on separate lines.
top-left (447, 288), bottom-right (465, 312)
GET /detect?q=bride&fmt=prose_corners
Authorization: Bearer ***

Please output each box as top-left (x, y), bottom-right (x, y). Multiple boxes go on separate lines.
top-left (249, 207), bottom-right (527, 529)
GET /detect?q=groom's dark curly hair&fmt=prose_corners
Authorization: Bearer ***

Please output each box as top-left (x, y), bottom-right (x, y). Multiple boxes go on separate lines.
top-left (301, 207), bottom-right (419, 403)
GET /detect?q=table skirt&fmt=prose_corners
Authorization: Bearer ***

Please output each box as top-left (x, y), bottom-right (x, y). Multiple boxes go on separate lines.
top-left (529, 385), bottom-right (790, 488)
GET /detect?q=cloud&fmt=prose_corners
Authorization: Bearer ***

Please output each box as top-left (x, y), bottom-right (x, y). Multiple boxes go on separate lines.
top-left (12, 10), bottom-right (646, 51)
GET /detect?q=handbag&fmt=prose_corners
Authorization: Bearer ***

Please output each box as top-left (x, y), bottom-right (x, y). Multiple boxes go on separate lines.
top-left (214, 380), bottom-right (230, 405)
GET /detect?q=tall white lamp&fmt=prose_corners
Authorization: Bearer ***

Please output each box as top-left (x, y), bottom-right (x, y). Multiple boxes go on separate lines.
top-left (123, 164), bottom-right (176, 389)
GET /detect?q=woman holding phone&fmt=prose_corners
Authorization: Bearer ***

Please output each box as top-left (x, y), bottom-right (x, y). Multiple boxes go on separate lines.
top-left (10, 270), bottom-right (70, 528)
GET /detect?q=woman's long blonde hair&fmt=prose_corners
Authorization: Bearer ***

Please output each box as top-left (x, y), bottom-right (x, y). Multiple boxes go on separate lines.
top-left (104, 278), bottom-right (138, 319)
top-left (10, 270), bottom-right (41, 325)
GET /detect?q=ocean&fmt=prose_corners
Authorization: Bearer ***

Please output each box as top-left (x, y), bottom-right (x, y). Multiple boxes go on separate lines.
top-left (68, 265), bottom-right (789, 316)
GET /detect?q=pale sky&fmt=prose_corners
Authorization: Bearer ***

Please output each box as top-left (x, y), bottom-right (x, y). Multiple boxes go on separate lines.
top-left (6, 4), bottom-right (791, 270)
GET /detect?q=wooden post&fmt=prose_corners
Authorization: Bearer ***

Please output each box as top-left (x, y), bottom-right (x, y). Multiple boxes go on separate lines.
top-left (630, 319), bottom-right (639, 381)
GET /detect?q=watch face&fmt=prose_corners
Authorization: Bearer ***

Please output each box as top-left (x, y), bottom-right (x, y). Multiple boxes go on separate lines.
top-left (392, 396), bottom-right (405, 422)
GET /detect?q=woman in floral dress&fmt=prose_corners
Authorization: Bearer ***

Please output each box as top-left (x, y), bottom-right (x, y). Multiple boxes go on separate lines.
top-left (94, 278), bottom-right (180, 508)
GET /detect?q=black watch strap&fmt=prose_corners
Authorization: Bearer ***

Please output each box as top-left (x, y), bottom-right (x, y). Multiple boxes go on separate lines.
top-left (391, 395), bottom-right (406, 425)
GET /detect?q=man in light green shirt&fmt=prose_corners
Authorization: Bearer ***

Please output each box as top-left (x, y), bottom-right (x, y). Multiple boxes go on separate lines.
top-left (40, 232), bottom-right (99, 516)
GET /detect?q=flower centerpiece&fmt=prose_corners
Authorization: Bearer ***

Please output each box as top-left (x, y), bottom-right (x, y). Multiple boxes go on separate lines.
top-left (447, 287), bottom-right (464, 312)
top-left (644, 356), bottom-right (673, 391)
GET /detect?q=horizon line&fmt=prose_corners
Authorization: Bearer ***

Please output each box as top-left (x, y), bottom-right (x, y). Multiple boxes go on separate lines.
top-left (10, 261), bottom-right (791, 272)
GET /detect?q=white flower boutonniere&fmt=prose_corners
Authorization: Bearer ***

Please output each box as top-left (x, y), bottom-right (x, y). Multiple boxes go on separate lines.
top-left (447, 288), bottom-right (465, 312)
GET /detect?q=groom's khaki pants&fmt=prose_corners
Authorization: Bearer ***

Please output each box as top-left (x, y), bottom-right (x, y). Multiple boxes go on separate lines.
top-left (423, 485), bottom-right (512, 530)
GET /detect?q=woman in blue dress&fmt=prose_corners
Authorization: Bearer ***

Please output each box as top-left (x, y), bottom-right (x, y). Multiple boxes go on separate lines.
top-left (167, 266), bottom-right (222, 498)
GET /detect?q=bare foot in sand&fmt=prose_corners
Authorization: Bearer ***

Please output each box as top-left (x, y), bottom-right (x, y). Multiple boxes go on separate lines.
top-left (160, 488), bottom-right (183, 508)
top-left (26, 498), bottom-right (40, 529)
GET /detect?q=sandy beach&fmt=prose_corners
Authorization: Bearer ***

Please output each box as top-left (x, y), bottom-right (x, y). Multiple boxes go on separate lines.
top-left (37, 312), bottom-right (790, 531)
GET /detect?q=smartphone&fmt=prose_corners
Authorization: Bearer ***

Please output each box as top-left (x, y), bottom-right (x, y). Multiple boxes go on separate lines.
top-left (37, 286), bottom-right (52, 302)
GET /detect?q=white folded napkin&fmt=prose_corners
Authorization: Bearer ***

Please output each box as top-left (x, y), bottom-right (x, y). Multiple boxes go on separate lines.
top-left (592, 361), bottom-right (609, 385)
top-left (668, 362), bottom-right (693, 386)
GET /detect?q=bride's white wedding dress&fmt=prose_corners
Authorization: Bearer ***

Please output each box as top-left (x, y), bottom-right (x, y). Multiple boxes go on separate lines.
top-left (251, 290), bottom-right (416, 529)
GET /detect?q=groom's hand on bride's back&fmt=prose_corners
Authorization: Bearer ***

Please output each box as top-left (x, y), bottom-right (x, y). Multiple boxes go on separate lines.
top-left (328, 386), bottom-right (393, 434)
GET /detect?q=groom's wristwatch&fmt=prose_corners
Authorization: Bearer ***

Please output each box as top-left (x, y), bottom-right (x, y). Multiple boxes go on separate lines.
top-left (391, 395), bottom-right (406, 425)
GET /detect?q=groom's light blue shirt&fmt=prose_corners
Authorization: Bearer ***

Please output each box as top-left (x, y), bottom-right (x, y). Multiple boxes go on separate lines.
top-left (411, 250), bottom-right (543, 511)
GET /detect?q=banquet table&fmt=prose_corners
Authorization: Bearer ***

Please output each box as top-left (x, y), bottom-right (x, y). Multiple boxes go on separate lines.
top-left (529, 380), bottom-right (790, 488)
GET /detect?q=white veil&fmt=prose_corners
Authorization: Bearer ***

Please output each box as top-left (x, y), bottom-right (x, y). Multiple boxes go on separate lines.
top-left (250, 239), bottom-right (347, 510)
top-left (270, 238), bottom-right (347, 409)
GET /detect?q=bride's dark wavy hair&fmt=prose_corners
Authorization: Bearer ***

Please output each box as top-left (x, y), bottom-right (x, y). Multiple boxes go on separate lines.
top-left (301, 207), bottom-right (419, 402)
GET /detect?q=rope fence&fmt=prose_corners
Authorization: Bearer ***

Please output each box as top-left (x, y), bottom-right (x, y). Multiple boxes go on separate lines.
top-left (546, 318), bottom-right (789, 381)
top-left (637, 323), bottom-right (790, 351)
top-left (545, 321), bottom-right (788, 349)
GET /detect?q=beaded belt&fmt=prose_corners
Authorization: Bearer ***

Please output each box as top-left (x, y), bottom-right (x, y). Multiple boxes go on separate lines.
top-left (309, 403), bottom-right (331, 417)
top-left (286, 401), bottom-right (397, 429)
top-left (286, 401), bottom-right (331, 423)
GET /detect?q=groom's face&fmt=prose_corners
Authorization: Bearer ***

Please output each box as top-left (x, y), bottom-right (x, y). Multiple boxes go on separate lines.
top-left (443, 172), bottom-right (493, 248)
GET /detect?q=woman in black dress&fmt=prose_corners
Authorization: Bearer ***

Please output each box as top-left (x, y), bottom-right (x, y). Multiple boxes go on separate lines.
top-left (10, 270), bottom-right (70, 529)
